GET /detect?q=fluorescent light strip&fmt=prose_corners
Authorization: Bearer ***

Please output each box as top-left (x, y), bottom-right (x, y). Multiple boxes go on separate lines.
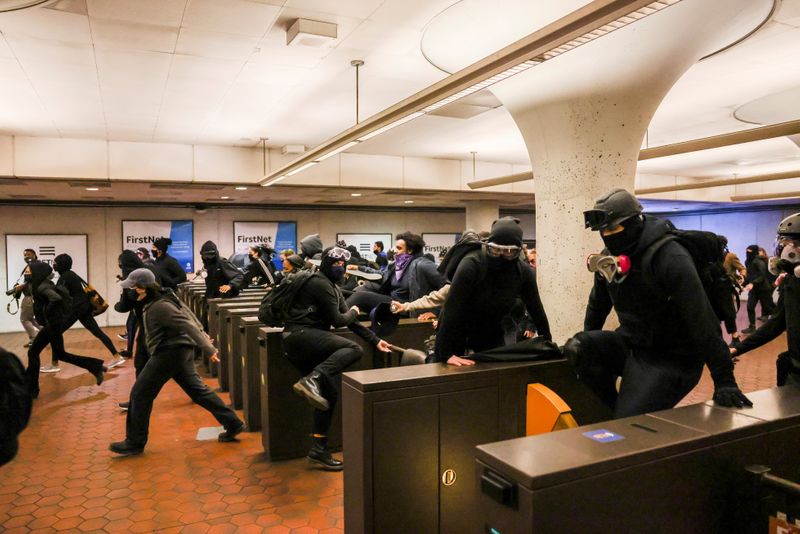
top-left (262, 176), bottom-right (285, 187)
top-left (262, 0), bottom-right (683, 185)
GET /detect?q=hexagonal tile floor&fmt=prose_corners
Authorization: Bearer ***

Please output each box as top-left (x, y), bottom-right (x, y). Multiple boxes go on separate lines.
top-left (0, 327), bottom-right (344, 533)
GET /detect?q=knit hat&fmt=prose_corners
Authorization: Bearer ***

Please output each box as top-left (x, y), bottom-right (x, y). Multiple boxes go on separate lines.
top-left (488, 217), bottom-right (523, 247)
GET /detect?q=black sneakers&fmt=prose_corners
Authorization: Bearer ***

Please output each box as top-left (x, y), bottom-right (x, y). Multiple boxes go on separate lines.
top-left (93, 366), bottom-right (107, 386)
top-left (218, 422), bottom-right (245, 442)
top-left (308, 445), bottom-right (343, 471)
top-left (293, 372), bottom-right (329, 411)
top-left (109, 440), bottom-right (144, 456)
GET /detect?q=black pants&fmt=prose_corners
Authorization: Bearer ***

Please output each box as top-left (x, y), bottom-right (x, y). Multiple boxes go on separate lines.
top-left (126, 346), bottom-right (241, 447)
top-left (59, 308), bottom-right (118, 361)
top-left (26, 324), bottom-right (104, 396)
top-left (571, 330), bottom-right (703, 419)
top-left (747, 285), bottom-right (776, 325)
top-left (125, 312), bottom-right (137, 353)
top-left (282, 329), bottom-right (362, 436)
top-left (345, 290), bottom-right (392, 316)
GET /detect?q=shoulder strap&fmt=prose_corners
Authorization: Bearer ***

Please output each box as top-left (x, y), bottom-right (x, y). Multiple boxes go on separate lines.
top-left (256, 258), bottom-right (276, 285)
top-left (638, 234), bottom-right (677, 299)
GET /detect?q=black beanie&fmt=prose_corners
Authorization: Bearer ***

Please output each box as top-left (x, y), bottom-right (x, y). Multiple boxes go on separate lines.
top-left (153, 237), bottom-right (172, 252)
top-left (53, 253), bottom-right (73, 274)
top-left (489, 217), bottom-right (523, 247)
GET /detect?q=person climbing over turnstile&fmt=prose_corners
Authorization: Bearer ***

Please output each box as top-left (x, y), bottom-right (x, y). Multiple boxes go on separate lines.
top-left (731, 213), bottom-right (800, 386)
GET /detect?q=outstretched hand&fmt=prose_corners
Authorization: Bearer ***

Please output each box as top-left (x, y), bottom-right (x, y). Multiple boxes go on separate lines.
top-left (376, 340), bottom-right (392, 353)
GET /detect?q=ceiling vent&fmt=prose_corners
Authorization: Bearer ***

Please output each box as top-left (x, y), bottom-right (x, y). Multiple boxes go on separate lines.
top-left (282, 144), bottom-right (306, 155)
top-left (286, 19), bottom-right (337, 47)
top-left (150, 183), bottom-right (225, 191)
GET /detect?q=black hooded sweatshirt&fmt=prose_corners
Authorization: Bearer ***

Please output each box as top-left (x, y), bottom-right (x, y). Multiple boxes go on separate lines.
top-left (28, 262), bottom-right (69, 328)
top-left (743, 246), bottom-right (770, 291)
top-left (584, 215), bottom-right (736, 386)
top-left (200, 241), bottom-right (244, 299)
top-left (151, 244), bottom-right (187, 290)
top-left (53, 254), bottom-right (89, 315)
top-left (299, 234), bottom-right (323, 260)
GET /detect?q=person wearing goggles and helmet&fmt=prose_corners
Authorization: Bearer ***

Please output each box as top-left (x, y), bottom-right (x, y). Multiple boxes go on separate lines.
top-left (282, 246), bottom-right (392, 471)
top-left (566, 188), bottom-right (751, 418)
top-left (433, 217), bottom-right (552, 366)
top-left (731, 213), bottom-right (800, 386)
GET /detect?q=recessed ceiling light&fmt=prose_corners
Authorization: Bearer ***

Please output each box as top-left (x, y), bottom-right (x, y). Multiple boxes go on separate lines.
top-left (351, 193), bottom-right (362, 197)
top-left (220, 196), bottom-right (230, 200)
top-left (85, 187), bottom-right (99, 191)
top-left (404, 200), bottom-right (414, 204)
top-left (235, 186), bottom-right (248, 190)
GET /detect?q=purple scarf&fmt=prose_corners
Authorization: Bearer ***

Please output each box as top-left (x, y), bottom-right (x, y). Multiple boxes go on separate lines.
top-left (394, 253), bottom-right (412, 281)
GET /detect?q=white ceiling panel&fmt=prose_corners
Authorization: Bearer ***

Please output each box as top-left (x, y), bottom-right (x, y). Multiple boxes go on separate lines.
top-left (95, 48), bottom-right (172, 84)
top-left (248, 41), bottom-right (327, 68)
top-left (183, 0), bottom-right (281, 37)
top-left (237, 61), bottom-right (312, 86)
top-left (89, 19), bottom-right (180, 53)
top-left (0, 8), bottom-right (91, 43)
top-left (20, 59), bottom-right (98, 88)
top-left (175, 28), bottom-right (259, 60)
top-left (284, 0), bottom-right (385, 20)
top-left (368, 0), bottom-right (459, 29)
top-left (169, 54), bottom-right (244, 81)
top-left (87, 0), bottom-right (187, 28)
top-left (0, 36), bottom-right (14, 59)
top-left (0, 58), bottom-right (29, 84)
top-left (5, 34), bottom-right (95, 67)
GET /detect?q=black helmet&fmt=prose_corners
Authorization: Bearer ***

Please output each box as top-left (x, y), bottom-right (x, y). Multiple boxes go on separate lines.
top-left (583, 188), bottom-right (643, 231)
top-left (777, 213), bottom-right (800, 239)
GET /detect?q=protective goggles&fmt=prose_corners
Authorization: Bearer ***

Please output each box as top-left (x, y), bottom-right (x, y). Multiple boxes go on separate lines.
top-left (774, 236), bottom-right (800, 263)
top-left (486, 242), bottom-right (521, 259)
top-left (326, 247), bottom-right (351, 261)
top-left (583, 209), bottom-right (612, 231)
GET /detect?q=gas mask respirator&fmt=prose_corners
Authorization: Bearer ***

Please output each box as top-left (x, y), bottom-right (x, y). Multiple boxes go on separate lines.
top-left (769, 237), bottom-right (800, 279)
top-left (587, 253), bottom-right (631, 284)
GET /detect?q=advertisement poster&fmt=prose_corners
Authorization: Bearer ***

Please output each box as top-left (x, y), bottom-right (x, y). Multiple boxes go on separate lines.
top-left (423, 233), bottom-right (461, 264)
top-left (122, 220), bottom-right (194, 273)
top-left (5, 234), bottom-right (88, 289)
top-left (233, 221), bottom-right (297, 270)
top-left (336, 233), bottom-right (392, 262)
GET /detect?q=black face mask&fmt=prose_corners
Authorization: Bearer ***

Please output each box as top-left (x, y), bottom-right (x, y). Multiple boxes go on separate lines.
top-left (151, 249), bottom-right (159, 258)
top-left (24, 275), bottom-right (32, 283)
top-left (601, 216), bottom-right (644, 256)
top-left (248, 254), bottom-right (256, 261)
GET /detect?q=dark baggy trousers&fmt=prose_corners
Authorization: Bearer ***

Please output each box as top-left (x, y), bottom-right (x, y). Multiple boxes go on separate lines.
top-left (572, 330), bottom-right (703, 419)
top-left (26, 324), bottom-right (104, 396)
top-left (282, 328), bottom-right (363, 436)
top-left (58, 308), bottom-right (118, 362)
top-left (747, 285), bottom-right (776, 325)
top-left (126, 346), bottom-right (241, 447)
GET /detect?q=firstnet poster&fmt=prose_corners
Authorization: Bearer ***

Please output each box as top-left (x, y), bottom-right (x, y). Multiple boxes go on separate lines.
top-left (5, 234), bottom-right (88, 289)
top-left (122, 220), bottom-right (194, 273)
top-left (423, 233), bottom-right (461, 264)
top-left (233, 221), bottom-right (297, 271)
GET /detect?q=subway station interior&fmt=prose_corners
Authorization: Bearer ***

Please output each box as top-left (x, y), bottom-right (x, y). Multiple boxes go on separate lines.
top-left (1, 0), bottom-right (800, 532)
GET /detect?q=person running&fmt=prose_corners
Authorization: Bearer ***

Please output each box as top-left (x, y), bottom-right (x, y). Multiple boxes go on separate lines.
top-left (150, 237), bottom-right (187, 290)
top-left (110, 268), bottom-right (243, 456)
top-left (742, 244), bottom-right (776, 334)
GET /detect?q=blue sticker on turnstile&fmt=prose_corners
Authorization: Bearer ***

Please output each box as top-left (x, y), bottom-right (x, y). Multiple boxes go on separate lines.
top-left (583, 429), bottom-right (624, 442)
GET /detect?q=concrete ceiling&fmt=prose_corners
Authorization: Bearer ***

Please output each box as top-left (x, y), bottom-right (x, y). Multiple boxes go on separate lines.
top-left (0, 0), bottom-right (799, 205)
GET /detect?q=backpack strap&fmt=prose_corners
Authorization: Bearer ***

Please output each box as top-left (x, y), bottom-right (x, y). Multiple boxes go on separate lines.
top-left (256, 257), bottom-right (276, 286)
top-left (639, 234), bottom-right (678, 300)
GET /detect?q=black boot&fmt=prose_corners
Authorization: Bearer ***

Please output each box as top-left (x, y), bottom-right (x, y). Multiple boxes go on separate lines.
top-left (742, 325), bottom-right (756, 335)
top-left (109, 440), bottom-right (144, 456)
top-left (293, 371), bottom-right (329, 411)
top-left (308, 436), bottom-right (342, 471)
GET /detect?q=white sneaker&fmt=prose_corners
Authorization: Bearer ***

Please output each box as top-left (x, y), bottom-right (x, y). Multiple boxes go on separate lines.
top-left (117, 333), bottom-right (128, 341)
top-left (40, 365), bottom-right (61, 373)
top-left (107, 356), bottom-right (126, 370)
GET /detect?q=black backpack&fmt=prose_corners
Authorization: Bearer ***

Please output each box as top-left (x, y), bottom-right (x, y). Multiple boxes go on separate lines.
top-left (258, 270), bottom-right (316, 327)
top-left (0, 348), bottom-right (32, 466)
top-left (642, 225), bottom-right (739, 322)
top-left (438, 232), bottom-right (485, 282)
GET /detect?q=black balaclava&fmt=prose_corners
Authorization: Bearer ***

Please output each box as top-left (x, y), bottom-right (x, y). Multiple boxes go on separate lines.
top-left (200, 241), bottom-right (220, 266)
top-left (28, 262), bottom-right (53, 292)
top-left (153, 237), bottom-right (172, 256)
top-left (745, 244), bottom-right (760, 264)
top-left (53, 254), bottom-right (73, 274)
top-left (320, 247), bottom-right (346, 283)
top-left (601, 215), bottom-right (645, 256)
top-left (119, 250), bottom-right (144, 278)
top-left (487, 217), bottom-right (523, 268)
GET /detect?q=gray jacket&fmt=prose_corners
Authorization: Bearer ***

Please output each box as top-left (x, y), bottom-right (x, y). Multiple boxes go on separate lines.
top-left (142, 291), bottom-right (216, 358)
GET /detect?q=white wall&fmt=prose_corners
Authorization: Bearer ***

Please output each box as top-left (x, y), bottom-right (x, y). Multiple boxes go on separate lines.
top-left (0, 204), bottom-right (472, 333)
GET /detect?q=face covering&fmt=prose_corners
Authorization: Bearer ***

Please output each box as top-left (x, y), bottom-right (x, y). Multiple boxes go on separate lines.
top-left (327, 265), bottom-right (345, 282)
top-left (394, 253), bottom-right (412, 280)
top-left (601, 216), bottom-right (644, 256)
top-left (24, 275), bottom-right (31, 283)
top-left (151, 249), bottom-right (159, 258)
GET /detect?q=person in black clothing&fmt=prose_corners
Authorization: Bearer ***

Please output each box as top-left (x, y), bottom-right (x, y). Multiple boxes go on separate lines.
top-left (25, 262), bottom-right (106, 398)
top-left (742, 244), bottom-right (776, 334)
top-left (110, 268), bottom-right (244, 456)
top-left (241, 245), bottom-right (277, 287)
top-left (299, 234), bottom-right (323, 261)
top-left (118, 250), bottom-right (147, 357)
top-left (115, 261), bottom-right (162, 379)
top-left (284, 246), bottom-right (392, 470)
top-left (53, 254), bottom-right (125, 369)
top-left (150, 237), bottom-right (187, 290)
top-left (731, 214), bottom-right (800, 386)
top-left (199, 241), bottom-right (244, 299)
top-left (0, 347), bottom-right (32, 466)
top-left (346, 232), bottom-right (446, 318)
top-left (566, 188), bottom-right (751, 418)
top-left (433, 217), bottom-right (551, 366)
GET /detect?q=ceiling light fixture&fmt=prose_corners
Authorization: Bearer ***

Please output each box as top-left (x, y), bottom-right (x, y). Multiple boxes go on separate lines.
top-left (351, 193), bottom-right (362, 197)
top-left (260, 0), bottom-right (683, 187)
top-left (220, 196), bottom-right (230, 199)
top-left (85, 187), bottom-right (99, 191)
top-left (404, 200), bottom-right (414, 204)
top-left (235, 186), bottom-right (248, 190)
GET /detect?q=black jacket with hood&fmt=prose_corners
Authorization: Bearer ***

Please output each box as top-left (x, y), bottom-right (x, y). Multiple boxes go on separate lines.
top-left (200, 241), bottom-right (244, 299)
top-left (151, 242), bottom-right (187, 290)
top-left (29, 262), bottom-right (70, 328)
top-left (584, 215), bottom-right (735, 385)
top-left (299, 234), bottom-right (323, 260)
top-left (53, 254), bottom-right (89, 315)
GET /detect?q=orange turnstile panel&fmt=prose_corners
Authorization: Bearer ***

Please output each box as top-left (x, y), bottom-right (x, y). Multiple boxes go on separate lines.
top-left (526, 383), bottom-right (579, 436)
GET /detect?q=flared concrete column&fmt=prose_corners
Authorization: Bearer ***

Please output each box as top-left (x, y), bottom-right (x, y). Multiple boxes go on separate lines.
top-left (423, 0), bottom-right (772, 341)
top-left (465, 201), bottom-right (499, 234)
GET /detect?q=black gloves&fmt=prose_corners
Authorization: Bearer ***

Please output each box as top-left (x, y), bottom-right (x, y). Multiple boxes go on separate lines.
top-left (712, 382), bottom-right (753, 408)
